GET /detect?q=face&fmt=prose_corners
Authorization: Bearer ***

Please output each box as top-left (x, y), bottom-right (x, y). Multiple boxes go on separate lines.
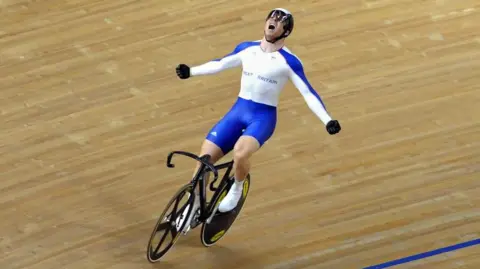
top-left (264, 11), bottom-right (289, 41)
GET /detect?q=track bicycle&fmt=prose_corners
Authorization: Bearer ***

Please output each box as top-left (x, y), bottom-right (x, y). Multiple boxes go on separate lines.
top-left (146, 150), bottom-right (251, 262)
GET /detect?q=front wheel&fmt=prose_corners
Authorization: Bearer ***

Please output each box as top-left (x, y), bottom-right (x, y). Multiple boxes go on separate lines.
top-left (146, 183), bottom-right (195, 262)
top-left (200, 174), bottom-right (251, 247)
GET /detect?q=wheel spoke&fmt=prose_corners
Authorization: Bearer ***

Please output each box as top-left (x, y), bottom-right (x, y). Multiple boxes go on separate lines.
top-left (170, 225), bottom-right (178, 238)
top-left (156, 221), bottom-right (170, 232)
top-left (170, 194), bottom-right (182, 221)
top-left (155, 226), bottom-right (171, 253)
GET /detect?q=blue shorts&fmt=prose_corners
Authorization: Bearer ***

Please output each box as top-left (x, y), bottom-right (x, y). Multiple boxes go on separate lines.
top-left (206, 97), bottom-right (277, 154)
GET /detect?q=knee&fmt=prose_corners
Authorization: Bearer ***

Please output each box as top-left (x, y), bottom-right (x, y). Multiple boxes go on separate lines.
top-left (233, 136), bottom-right (259, 165)
top-left (233, 148), bottom-right (249, 164)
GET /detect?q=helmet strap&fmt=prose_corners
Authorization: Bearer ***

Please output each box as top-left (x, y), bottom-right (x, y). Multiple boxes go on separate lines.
top-left (265, 29), bottom-right (289, 43)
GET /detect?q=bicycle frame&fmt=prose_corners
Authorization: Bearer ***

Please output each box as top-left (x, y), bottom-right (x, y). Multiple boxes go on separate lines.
top-left (166, 151), bottom-right (234, 223)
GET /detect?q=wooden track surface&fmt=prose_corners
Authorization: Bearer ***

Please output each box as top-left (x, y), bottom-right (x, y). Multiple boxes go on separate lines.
top-left (1, 0), bottom-right (479, 268)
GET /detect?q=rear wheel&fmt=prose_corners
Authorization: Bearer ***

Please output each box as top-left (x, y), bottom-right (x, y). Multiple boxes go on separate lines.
top-left (146, 183), bottom-right (194, 262)
top-left (200, 175), bottom-right (251, 247)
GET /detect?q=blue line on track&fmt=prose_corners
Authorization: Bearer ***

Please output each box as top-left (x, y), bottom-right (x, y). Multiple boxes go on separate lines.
top-left (363, 238), bottom-right (480, 269)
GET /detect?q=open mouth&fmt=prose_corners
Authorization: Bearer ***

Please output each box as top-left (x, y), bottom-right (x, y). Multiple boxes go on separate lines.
top-left (268, 24), bottom-right (275, 30)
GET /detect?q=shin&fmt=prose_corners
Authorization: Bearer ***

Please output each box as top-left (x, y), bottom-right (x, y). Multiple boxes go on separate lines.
top-left (232, 135), bottom-right (260, 182)
top-left (232, 150), bottom-right (251, 183)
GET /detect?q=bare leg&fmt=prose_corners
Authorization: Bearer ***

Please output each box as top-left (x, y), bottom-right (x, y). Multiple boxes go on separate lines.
top-left (218, 135), bottom-right (260, 212)
top-left (182, 139), bottom-right (224, 233)
top-left (191, 139), bottom-right (224, 185)
top-left (232, 135), bottom-right (260, 182)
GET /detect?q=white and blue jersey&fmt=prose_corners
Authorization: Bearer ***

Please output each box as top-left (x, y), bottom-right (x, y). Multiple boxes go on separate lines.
top-left (190, 40), bottom-right (332, 154)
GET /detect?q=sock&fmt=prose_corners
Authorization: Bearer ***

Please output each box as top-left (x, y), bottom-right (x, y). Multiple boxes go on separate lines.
top-left (232, 176), bottom-right (244, 191)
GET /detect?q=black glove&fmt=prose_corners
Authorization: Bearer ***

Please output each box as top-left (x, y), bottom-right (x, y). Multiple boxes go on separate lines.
top-left (326, 120), bottom-right (341, 135)
top-left (176, 64), bottom-right (190, 79)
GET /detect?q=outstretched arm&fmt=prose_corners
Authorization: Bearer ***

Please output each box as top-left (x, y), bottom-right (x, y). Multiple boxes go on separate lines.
top-left (286, 57), bottom-right (332, 125)
top-left (189, 43), bottom-right (244, 76)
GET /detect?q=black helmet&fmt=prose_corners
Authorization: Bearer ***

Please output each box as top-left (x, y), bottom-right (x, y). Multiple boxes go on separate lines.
top-left (265, 8), bottom-right (294, 43)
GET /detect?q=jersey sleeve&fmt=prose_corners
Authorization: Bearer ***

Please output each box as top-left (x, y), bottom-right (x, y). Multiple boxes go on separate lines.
top-left (282, 52), bottom-right (332, 125)
top-left (190, 42), bottom-right (249, 76)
